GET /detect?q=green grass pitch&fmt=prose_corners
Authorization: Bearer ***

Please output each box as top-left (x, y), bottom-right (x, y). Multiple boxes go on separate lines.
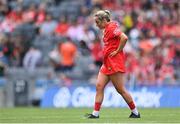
top-left (0, 108), bottom-right (180, 123)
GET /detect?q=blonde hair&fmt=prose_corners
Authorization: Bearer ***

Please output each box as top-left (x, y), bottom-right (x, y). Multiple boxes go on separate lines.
top-left (94, 10), bottom-right (111, 22)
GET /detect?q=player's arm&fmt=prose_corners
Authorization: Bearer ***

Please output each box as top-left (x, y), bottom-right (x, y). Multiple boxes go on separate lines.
top-left (109, 33), bottom-right (128, 57)
top-left (116, 33), bottom-right (128, 52)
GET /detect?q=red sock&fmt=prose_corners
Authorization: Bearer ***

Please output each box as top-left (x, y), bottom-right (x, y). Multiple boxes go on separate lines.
top-left (128, 101), bottom-right (136, 110)
top-left (94, 102), bottom-right (101, 111)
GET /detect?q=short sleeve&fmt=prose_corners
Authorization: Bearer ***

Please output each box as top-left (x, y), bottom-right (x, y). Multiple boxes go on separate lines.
top-left (106, 25), bottom-right (122, 39)
top-left (113, 27), bottom-right (122, 37)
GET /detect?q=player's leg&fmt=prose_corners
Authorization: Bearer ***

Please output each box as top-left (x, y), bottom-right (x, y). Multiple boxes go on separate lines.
top-left (87, 72), bottom-right (110, 118)
top-left (109, 72), bottom-right (140, 118)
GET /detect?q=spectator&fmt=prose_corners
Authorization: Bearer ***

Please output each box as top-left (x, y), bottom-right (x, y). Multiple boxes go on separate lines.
top-left (66, 19), bottom-right (84, 42)
top-left (56, 40), bottom-right (77, 72)
top-left (0, 0), bottom-right (9, 16)
top-left (7, 7), bottom-right (23, 26)
top-left (23, 46), bottom-right (42, 70)
top-left (0, 33), bottom-right (12, 65)
top-left (91, 38), bottom-right (103, 67)
top-left (79, 40), bottom-right (91, 56)
top-left (49, 43), bottom-right (62, 71)
top-left (55, 16), bottom-right (69, 36)
top-left (79, 25), bottom-right (96, 46)
top-left (36, 2), bottom-right (47, 26)
top-left (0, 16), bottom-right (17, 33)
top-left (39, 14), bottom-right (57, 35)
top-left (22, 4), bottom-right (37, 23)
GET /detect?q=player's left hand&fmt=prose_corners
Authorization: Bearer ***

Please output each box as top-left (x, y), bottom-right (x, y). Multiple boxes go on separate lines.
top-left (109, 50), bottom-right (118, 57)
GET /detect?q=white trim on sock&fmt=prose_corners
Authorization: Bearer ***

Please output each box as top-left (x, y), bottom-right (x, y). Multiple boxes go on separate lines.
top-left (132, 108), bottom-right (139, 115)
top-left (92, 110), bottom-right (99, 117)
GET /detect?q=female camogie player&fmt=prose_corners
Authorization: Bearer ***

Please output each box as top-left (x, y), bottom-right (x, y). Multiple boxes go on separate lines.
top-left (86, 10), bottom-right (140, 119)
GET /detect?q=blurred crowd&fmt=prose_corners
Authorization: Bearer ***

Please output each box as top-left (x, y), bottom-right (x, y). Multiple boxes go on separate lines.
top-left (0, 0), bottom-right (179, 86)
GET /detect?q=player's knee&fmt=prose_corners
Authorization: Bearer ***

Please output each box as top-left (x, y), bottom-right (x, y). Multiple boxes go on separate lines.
top-left (116, 88), bottom-right (126, 95)
top-left (96, 83), bottom-right (104, 91)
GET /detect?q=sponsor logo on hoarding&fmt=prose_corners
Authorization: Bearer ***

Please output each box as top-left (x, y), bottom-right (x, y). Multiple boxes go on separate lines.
top-left (52, 87), bottom-right (162, 108)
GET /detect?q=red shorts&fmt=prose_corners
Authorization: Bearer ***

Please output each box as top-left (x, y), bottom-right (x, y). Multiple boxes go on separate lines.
top-left (100, 52), bottom-right (126, 75)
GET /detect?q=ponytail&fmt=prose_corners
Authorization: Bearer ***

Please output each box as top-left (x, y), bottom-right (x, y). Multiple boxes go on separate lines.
top-left (94, 10), bottom-right (111, 22)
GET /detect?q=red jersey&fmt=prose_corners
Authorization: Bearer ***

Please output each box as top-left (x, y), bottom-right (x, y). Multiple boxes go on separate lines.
top-left (100, 21), bottom-right (126, 75)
